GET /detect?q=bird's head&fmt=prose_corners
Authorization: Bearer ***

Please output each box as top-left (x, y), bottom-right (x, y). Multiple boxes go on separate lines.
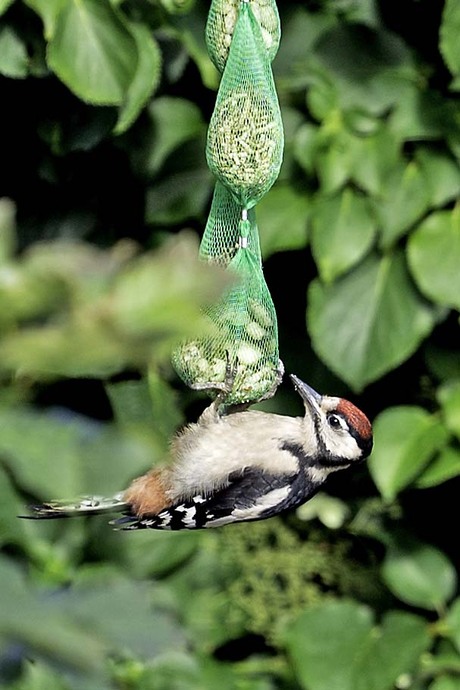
top-left (290, 374), bottom-right (373, 467)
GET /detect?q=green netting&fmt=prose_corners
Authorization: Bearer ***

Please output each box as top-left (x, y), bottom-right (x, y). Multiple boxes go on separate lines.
top-left (206, 1), bottom-right (284, 210)
top-left (199, 180), bottom-right (261, 267)
top-left (172, 0), bottom-right (283, 406)
top-left (172, 210), bottom-right (280, 405)
top-left (206, 0), bottom-right (281, 73)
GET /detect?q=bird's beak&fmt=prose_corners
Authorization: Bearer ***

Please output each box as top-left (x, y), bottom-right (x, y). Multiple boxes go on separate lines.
top-left (290, 375), bottom-right (322, 417)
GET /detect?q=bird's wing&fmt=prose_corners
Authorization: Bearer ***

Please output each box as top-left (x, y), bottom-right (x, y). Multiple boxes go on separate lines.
top-left (113, 467), bottom-right (298, 531)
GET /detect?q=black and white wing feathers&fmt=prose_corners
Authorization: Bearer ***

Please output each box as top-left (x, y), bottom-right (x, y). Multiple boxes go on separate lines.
top-left (113, 466), bottom-right (306, 531)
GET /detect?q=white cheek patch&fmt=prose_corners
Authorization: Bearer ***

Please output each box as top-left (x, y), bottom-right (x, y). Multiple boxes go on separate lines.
top-left (205, 486), bottom-right (291, 528)
top-left (323, 427), bottom-right (361, 462)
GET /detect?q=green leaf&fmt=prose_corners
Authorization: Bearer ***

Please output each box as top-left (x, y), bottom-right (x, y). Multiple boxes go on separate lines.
top-left (10, 660), bottom-right (79, 690)
top-left (105, 378), bottom-right (157, 429)
top-left (0, 467), bottom-right (29, 548)
top-left (423, 643), bottom-right (460, 686)
top-left (375, 161), bottom-right (430, 249)
top-left (296, 492), bottom-right (350, 529)
top-left (0, 234), bottom-right (230, 378)
top-left (438, 380), bottom-right (460, 440)
top-left (23, 0), bottom-right (66, 39)
top-left (306, 70), bottom-right (339, 122)
top-left (389, 85), bottom-right (448, 141)
top-left (408, 208), bottom-right (460, 310)
top-left (168, 19), bottom-right (219, 91)
top-left (440, 0), bottom-right (460, 86)
top-left (0, 559), bottom-right (186, 681)
top-left (0, 197), bottom-right (16, 263)
top-left (416, 445), bottom-right (460, 489)
top-left (311, 188), bottom-right (376, 282)
top-left (416, 148), bottom-right (460, 208)
top-left (284, 600), bottom-right (372, 690)
top-left (111, 232), bottom-right (228, 341)
top-left (47, 0), bottom-right (137, 105)
top-left (0, 556), bottom-right (108, 676)
top-left (0, 0), bottom-right (14, 16)
top-left (446, 598), bottom-right (460, 652)
top-left (0, 408), bottom-right (83, 498)
top-left (139, 652), bottom-right (257, 690)
top-left (159, 0), bottom-right (196, 14)
top-left (382, 540), bottom-right (457, 611)
top-left (430, 677), bottom-right (460, 690)
top-left (368, 406), bottom-right (449, 501)
top-left (0, 261), bottom-right (64, 327)
top-left (283, 600), bottom-right (429, 690)
top-left (313, 24), bottom-right (414, 115)
top-left (61, 576), bottom-right (186, 660)
top-left (142, 97), bottom-right (205, 176)
top-left (293, 122), bottom-right (319, 175)
top-left (354, 611), bottom-right (429, 690)
top-left (114, 22), bottom-right (162, 135)
top-left (257, 184), bottom-right (310, 258)
top-left (78, 426), bottom-right (161, 495)
top-left (0, 406), bottom-right (158, 500)
top-left (0, 26), bottom-right (28, 78)
top-left (273, 8), bottom-right (336, 83)
top-left (315, 126), bottom-right (355, 194)
top-left (148, 368), bottom-right (185, 444)
top-left (145, 166), bottom-right (213, 225)
top-left (425, 344), bottom-right (460, 383)
top-left (118, 529), bottom-right (200, 579)
top-left (0, 320), bottom-right (132, 378)
top-left (349, 127), bottom-right (400, 196)
top-left (307, 251), bottom-right (437, 391)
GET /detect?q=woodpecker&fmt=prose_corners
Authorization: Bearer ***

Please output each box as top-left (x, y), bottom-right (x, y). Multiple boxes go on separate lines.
top-left (26, 374), bottom-right (373, 530)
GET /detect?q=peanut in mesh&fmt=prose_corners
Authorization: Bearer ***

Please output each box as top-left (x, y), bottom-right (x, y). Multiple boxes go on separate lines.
top-left (175, 296), bottom-right (276, 399)
top-left (207, 91), bottom-right (281, 201)
top-left (206, 0), bottom-right (280, 72)
top-left (178, 341), bottom-right (278, 401)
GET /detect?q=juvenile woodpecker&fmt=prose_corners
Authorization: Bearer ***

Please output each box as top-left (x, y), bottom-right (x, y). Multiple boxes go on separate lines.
top-left (27, 375), bottom-right (373, 530)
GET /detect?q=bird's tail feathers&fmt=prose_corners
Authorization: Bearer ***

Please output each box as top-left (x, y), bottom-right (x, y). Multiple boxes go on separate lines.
top-left (23, 493), bottom-right (128, 519)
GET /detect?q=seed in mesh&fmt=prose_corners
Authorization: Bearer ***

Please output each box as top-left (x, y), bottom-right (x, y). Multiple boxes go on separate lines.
top-left (177, 343), bottom-right (221, 384)
top-left (246, 321), bottom-right (266, 340)
top-left (179, 342), bottom-right (202, 363)
top-left (238, 367), bottom-right (277, 393)
top-left (248, 298), bottom-right (273, 328)
top-left (232, 365), bottom-right (279, 403)
top-left (209, 357), bottom-right (228, 381)
top-left (216, 306), bottom-right (250, 327)
top-left (206, 0), bottom-right (280, 72)
top-left (237, 343), bottom-right (262, 366)
top-left (175, 336), bottom-right (278, 395)
top-left (207, 92), bottom-right (281, 200)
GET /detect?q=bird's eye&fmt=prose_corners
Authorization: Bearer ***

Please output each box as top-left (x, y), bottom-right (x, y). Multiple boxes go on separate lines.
top-left (328, 414), bottom-right (345, 430)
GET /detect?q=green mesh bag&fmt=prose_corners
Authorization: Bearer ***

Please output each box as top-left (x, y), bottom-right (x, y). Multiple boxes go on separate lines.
top-left (199, 180), bottom-right (261, 267)
top-left (206, 0), bottom-right (281, 73)
top-left (172, 0), bottom-right (283, 405)
top-left (206, 0), bottom-right (284, 210)
top-left (172, 204), bottom-right (280, 406)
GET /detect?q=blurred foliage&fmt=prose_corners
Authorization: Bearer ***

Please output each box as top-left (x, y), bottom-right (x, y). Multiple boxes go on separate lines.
top-left (218, 518), bottom-right (385, 644)
top-left (1, 0), bottom-right (460, 688)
